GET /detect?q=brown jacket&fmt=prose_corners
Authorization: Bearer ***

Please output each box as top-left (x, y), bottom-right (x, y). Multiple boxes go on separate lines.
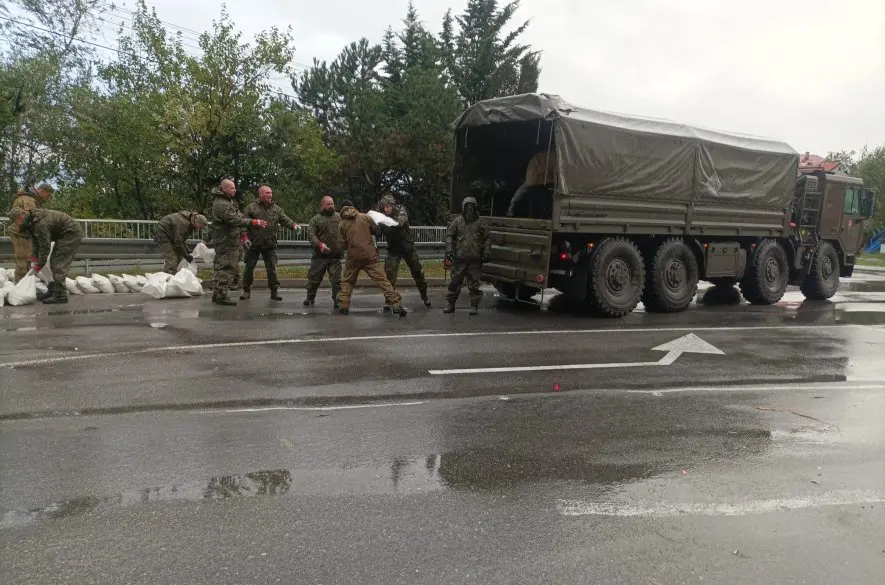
top-left (338, 205), bottom-right (379, 263)
top-left (8, 189), bottom-right (41, 237)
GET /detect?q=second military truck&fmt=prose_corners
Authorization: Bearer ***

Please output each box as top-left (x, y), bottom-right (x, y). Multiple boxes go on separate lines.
top-left (450, 93), bottom-right (875, 316)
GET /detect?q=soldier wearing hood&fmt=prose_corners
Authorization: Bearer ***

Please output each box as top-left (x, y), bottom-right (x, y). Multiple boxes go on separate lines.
top-left (377, 193), bottom-right (431, 309)
top-left (336, 200), bottom-right (406, 316)
top-left (444, 191), bottom-right (491, 315)
top-left (154, 211), bottom-right (207, 274)
top-left (8, 183), bottom-right (53, 282)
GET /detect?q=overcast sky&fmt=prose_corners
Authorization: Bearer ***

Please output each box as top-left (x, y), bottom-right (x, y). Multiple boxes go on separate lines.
top-left (112, 0), bottom-right (884, 156)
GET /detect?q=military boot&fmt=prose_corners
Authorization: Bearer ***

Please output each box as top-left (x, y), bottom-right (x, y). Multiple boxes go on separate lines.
top-left (469, 304), bottom-right (479, 316)
top-left (421, 293), bottom-right (432, 308)
top-left (41, 285), bottom-right (68, 304)
top-left (270, 288), bottom-right (282, 301)
top-left (37, 281), bottom-right (55, 301)
top-left (382, 303), bottom-right (392, 313)
top-left (392, 305), bottom-right (407, 317)
top-left (443, 300), bottom-right (456, 313)
top-left (239, 286), bottom-right (251, 300)
top-left (212, 292), bottom-right (237, 306)
top-left (303, 297), bottom-right (314, 307)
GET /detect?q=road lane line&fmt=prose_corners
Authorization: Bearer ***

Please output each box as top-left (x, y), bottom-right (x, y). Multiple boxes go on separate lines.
top-left (557, 490), bottom-right (885, 517)
top-left (0, 323), bottom-right (877, 368)
top-left (216, 401), bottom-right (427, 414)
top-left (627, 381), bottom-right (885, 395)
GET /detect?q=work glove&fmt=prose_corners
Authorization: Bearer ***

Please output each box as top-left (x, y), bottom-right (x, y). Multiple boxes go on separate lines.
top-left (319, 242), bottom-right (330, 254)
top-left (29, 257), bottom-right (40, 271)
top-left (250, 219), bottom-right (267, 228)
top-left (241, 235), bottom-right (252, 249)
top-left (443, 256), bottom-right (453, 269)
top-left (291, 223), bottom-right (301, 230)
top-left (184, 254), bottom-right (194, 263)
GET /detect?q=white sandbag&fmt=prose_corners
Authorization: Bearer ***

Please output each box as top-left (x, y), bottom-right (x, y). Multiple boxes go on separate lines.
top-left (76, 276), bottom-right (101, 294)
top-left (169, 268), bottom-right (204, 296)
top-left (177, 258), bottom-right (198, 275)
top-left (191, 241), bottom-right (215, 263)
top-left (65, 278), bottom-right (83, 295)
top-left (108, 274), bottom-right (130, 293)
top-left (35, 241), bottom-right (55, 284)
top-left (142, 272), bottom-right (189, 299)
top-left (92, 273), bottom-right (115, 294)
top-left (0, 270), bottom-right (8, 287)
top-left (0, 283), bottom-right (14, 307)
top-left (367, 210), bottom-right (398, 227)
top-left (163, 281), bottom-right (191, 298)
top-left (7, 272), bottom-right (38, 306)
top-left (121, 274), bottom-right (140, 293)
top-left (135, 275), bottom-right (147, 287)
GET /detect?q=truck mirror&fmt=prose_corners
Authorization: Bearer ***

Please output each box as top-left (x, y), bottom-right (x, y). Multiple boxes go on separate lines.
top-left (860, 189), bottom-right (876, 218)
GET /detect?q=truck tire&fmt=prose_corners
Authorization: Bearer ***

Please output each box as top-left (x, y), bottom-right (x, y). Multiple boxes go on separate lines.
top-left (643, 238), bottom-right (699, 313)
top-left (800, 241), bottom-right (840, 300)
top-left (708, 277), bottom-right (738, 288)
top-left (739, 240), bottom-right (789, 305)
top-left (587, 237), bottom-right (645, 317)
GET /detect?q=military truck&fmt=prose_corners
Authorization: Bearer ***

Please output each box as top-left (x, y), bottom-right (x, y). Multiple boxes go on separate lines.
top-left (450, 93), bottom-right (876, 316)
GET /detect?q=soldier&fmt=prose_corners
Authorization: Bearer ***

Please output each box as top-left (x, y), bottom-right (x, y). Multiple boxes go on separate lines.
top-left (209, 178), bottom-right (266, 305)
top-left (336, 200), bottom-right (406, 316)
top-left (303, 195), bottom-right (343, 308)
top-left (8, 206), bottom-right (83, 304)
top-left (377, 193), bottom-right (431, 309)
top-left (444, 195), bottom-right (491, 315)
top-left (154, 211), bottom-right (208, 274)
top-left (8, 183), bottom-right (53, 282)
top-left (240, 184), bottom-right (300, 301)
top-left (231, 189), bottom-right (247, 291)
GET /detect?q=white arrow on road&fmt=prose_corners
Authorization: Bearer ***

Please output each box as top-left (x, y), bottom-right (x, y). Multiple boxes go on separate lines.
top-left (427, 333), bottom-right (724, 375)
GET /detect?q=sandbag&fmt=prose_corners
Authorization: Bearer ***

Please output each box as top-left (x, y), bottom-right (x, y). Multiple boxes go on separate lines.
top-left (7, 272), bottom-right (38, 306)
top-left (367, 210), bottom-right (398, 227)
top-left (76, 276), bottom-right (101, 294)
top-left (65, 278), bottom-right (83, 295)
top-left (192, 241), bottom-right (215, 264)
top-left (36, 241), bottom-right (55, 284)
top-left (142, 272), bottom-right (189, 299)
top-left (0, 283), bottom-right (14, 307)
top-left (121, 274), bottom-right (141, 293)
top-left (135, 275), bottom-right (147, 287)
top-left (92, 273), bottom-right (115, 294)
top-left (169, 268), bottom-right (204, 296)
top-left (177, 258), bottom-right (198, 275)
top-left (108, 274), bottom-right (130, 293)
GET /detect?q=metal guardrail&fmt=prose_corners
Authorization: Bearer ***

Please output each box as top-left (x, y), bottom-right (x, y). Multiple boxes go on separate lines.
top-left (0, 216), bottom-right (448, 243)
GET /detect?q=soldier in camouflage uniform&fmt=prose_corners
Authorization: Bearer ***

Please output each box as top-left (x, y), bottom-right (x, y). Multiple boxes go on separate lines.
top-left (377, 194), bottom-right (431, 309)
top-left (154, 211), bottom-right (207, 274)
top-left (240, 184), bottom-right (300, 301)
top-left (209, 178), bottom-right (266, 305)
top-left (444, 196), bottom-right (490, 315)
top-left (231, 190), bottom-right (247, 290)
top-left (8, 206), bottom-right (83, 304)
top-left (9, 183), bottom-right (53, 282)
top-left (303, 195), bottom-right (342, 308)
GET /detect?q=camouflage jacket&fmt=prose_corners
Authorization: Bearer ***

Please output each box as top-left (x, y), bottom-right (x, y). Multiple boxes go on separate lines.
top-left (446, 215), bottom-right (491, 262)
top-left (244, 200), bottom-right (295, 249)
top-left (28, 209), bottom-right (83, 267)
top-left (209, 193), bottom-right (252, 250)
top-left (307, 211), bottom-right (343, 258)
top-left (379, 204), bottom-right (415, 254)
top-left (8, 188), bottom-right (42, 237)
top-left (154, 211), bottom-right (193, 256)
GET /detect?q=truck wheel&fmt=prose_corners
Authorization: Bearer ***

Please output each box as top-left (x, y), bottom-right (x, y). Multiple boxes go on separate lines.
top-left (643, 238), bottom-right (699, 313)
top-left (708, 277), bottom-right (738, 288)
top-left (739, 240), bottom-right (788, 305)
top-left (800, 241), bottom-right (840, 300)
top-left (588, 237), bottom-right (645, 317)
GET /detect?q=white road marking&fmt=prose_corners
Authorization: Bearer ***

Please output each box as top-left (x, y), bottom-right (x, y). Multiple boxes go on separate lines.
top-left (0, 323), bottom-right (874, 368)
top-left (627, 381), bottom-right (885, 395)
top-left (557, 490), bottom-right (885, 517)
top-left (429, 333), bottom-right (725, 374)
top-left (215, 401), bottom-right (426, 414)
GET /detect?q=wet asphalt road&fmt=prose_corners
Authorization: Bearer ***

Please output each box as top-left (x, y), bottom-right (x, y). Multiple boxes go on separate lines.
top-left (2, 272), bottom-right (885, 584)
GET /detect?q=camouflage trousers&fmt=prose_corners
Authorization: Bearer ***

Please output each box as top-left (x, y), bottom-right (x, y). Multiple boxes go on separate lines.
top-left (242, 247), bottom-right (279, 290)
top-left (305, 256), bottom-right (342, 301)
top-left (212, 245), bottom-right (241, 298)
top-left (385, 248), bottom-right (427, 300)
top-left (47, 234), bottom-right (83, 286)
top-left (158, 242), bottom-right (182, 274)
top-left (446, 260), bottom-right (484, 307)
top-left (337, 259), bottom-right (402, 310)
top-left (231, 246), bottom-right (244, 286)
top-left (9, 231), bottom-right (33, 282)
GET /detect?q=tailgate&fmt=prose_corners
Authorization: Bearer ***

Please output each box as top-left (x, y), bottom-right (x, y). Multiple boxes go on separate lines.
top-left (481, 217), bottom-right (553, 289)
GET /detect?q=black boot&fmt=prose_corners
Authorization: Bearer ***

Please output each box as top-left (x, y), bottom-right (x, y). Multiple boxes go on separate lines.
top-left (270, 288), bottom-right (282, 301)
top-left (303, 297), bottom-right (314, 307)
top-left (443, 300), bottom-right (455, 314)
top-left (212, 292), bottom-right (237, 306)
top-left (392, 305), bottom-right (407, 317)
top-left (240, 286), bottom-right (251, 300)
top-left (469, 304), bottom-right (479, 316)
top-left (37, 282), bottom-right (55, 301)
top-left (41, 285), bottom-right (68, 304)
top-left (421, 293), bottom-right (432, 308)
